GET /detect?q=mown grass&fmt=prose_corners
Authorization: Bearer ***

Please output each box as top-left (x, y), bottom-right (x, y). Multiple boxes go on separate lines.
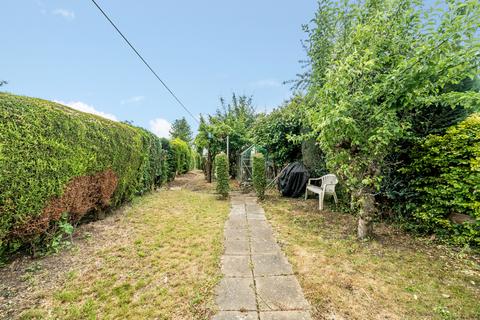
top-left (263, 194), bottom-right (480, 320)
top-left (18, 188), bottom-right (229, 320)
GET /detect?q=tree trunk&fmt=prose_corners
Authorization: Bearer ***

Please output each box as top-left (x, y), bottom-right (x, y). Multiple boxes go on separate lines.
top-left (357, 191), bottom-right (375, 239)
top-left (206, 150), bottom-right (212, 183)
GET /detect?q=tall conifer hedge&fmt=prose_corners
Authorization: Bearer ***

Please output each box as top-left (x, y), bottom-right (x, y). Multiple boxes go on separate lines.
top-left (0, 93), bottom-right (169, 257)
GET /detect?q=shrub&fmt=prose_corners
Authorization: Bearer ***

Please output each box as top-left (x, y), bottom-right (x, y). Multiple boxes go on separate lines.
top-left (404, 114), bottom-right (480, 246)
top-left (160, 138), bottom-right (176, 182)
top-left (215, 153), bottom-right (229, 198)
top-left (170, 138), bottom-right (190, 174)
top-left (0, 93), bottom-right (166, 257)
top-left (252, 153), bottom-right (267, 200)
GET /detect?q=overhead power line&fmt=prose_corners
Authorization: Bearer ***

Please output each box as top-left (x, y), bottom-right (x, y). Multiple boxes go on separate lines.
top-left (90, 0), bottom-right (199, 124)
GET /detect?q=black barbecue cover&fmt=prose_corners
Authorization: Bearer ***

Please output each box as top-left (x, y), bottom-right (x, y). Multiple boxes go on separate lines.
top-left (277, 162), bottom-right (310, 197)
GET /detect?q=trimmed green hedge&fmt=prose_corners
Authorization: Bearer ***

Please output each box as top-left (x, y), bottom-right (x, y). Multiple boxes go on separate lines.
top-left (0, 93), bottom-right (168, 257)
top-left (215, 152), bottom-right (229, 198)
top-left (253, 153), bottom-right (267, 200)
top-left (160, 138), bottom-right (177, 182)
top-left (404, 114), bottom-right (480, 246)
top-left (171, 138), bottom-right (191, 174)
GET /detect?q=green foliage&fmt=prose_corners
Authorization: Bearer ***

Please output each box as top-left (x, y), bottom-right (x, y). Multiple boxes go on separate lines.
top-left (252, 97), bottom-right (304, 167)
top-left (189, 149), bottom-right (201, 171)
top-left (215, 152), bottom-right (229, 198)
top-left (160, 138), bottom-right (176, 182)
top-left (0, 93), bottom-right (167, 257)
top-left (302, 137), bottom-right (327, 177)
top-left (252, 153), bottom-right (267, 200)
top-left (170, 138), bottom-right (191, 174)
top-left (305, 0), bottom-right (480, 236)
top-left (195, 94), bottom-right (257, 179)
top-left (45, 213), bottom-right (74, 254)
top-left (380, 77), bottom-right (478, 215)
top-left (169, 117), bottom-right (192, 143)
top-left (403, 114), bottom-right (480, 246)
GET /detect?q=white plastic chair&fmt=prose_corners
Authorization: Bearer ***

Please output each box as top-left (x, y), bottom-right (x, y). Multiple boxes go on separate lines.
top-left (304, 174), bottom-right (338, 210)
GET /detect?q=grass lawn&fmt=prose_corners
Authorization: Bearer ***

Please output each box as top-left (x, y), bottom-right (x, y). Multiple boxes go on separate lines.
top-left (1, 172), bottom-right (228, 320)
top-left (262, 194), bottom-right (480, 320)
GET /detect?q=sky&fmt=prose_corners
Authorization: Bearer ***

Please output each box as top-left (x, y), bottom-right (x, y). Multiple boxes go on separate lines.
top-left (1, 0), bottom-right (318, 137)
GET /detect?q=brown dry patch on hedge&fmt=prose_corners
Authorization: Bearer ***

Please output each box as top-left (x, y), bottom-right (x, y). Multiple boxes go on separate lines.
top-left (10, 170), bottom-right (118, 240)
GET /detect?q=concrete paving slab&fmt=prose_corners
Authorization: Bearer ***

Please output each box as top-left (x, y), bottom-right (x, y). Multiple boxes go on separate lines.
top-left (248, 220), bottom-right (272, 230)
top-left (247, 214), bottom-right (266, 221)
top-left (250, 228), bottom-right (275, 241)
top-left (224, 228), bottom-right (249, 241)
top-left (252, 254), bottom-right (293, 276)
top-left (247, 205), bottom-right (264, 211)
top-left (260, 311), bottom-right (312, 320)
top-left (224, 239), bottom-right (250, 255)
top-left (230, 209), bottom-right (246, 216)
top-left (228, 215), bottom-right (247, 222)
top-left (225, 219), bottom-right (248, 230)
top-left (246, 204), bottom-right (263, 212)
top-left (213, 311), bottom-right (258, 320)
top-left (251, 238), bottom-right (281, 254)
top-left (256, 276), bottom-right (310, 311)
top-left (216, 278), bottom-right (257, 311)
top-left (214, 195), bottom-right (311, 319)
top-left (222, 255), bottom-right (252, 277)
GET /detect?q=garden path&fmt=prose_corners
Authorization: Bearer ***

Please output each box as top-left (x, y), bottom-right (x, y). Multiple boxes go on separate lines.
top-left (213, 193), bottom-right (311, 320)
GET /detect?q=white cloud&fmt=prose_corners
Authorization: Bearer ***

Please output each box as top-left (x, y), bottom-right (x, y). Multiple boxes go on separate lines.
top-left (149, 118), bottom-right (171, 138)
top-left (120, 96), bottom-right (145, 105)
top-left (54, 100), bottom-right (118, 121)
top-left (52, 9), bottom-right (75, 20)
top-left (250, 79), bottom-right (282, 88)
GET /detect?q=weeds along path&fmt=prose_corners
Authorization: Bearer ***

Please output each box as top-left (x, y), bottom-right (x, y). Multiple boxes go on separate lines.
top-left (0, 171), bottom-right (229, 320)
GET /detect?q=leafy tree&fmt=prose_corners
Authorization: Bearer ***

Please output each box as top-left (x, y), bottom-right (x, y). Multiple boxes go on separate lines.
top-left (252, 97), bottom-right (304, 168)
top-left (170, 117), bottom-right (192, 143)
top-left (305, 0), bottom-right (480, 238)
top-left (195, 94), bottom-right (257, 181)
top-left (215, 93), bottom-right (257, 176)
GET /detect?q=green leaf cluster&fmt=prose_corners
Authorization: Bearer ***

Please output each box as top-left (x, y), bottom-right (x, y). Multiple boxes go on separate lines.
top-left (215, 152), bottom-right (229, 198)
top-left (170, 138), bottom-right (192, 175)
top-left (252, 153), bottom-right (267, 200)
top-left (0, 93), bottom-right (168, 257)
top-left (251, 97), bottom-right (304, 167)
top-left (169, 117), bottom-right (193, 143)
top-left (305, 0), bottom-right (480, 232)
top-left (404, 114), bottom-right (480, 246)
top-left (195, 94), bottom-right (257, 178)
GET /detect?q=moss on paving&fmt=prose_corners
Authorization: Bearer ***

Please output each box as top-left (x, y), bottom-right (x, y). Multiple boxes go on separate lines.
top-left (262, 195), bottom-right (480, 320)
top-left (18, 188), bottom-right (229, 320)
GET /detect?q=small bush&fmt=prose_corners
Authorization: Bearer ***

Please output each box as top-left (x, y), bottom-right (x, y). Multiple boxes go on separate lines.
top-left (404, 114), bottom-right (480, 246)
top-left (253, 153), bottom-right (267, 200)
top-left (215, 152), bottom-right (229, 198)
